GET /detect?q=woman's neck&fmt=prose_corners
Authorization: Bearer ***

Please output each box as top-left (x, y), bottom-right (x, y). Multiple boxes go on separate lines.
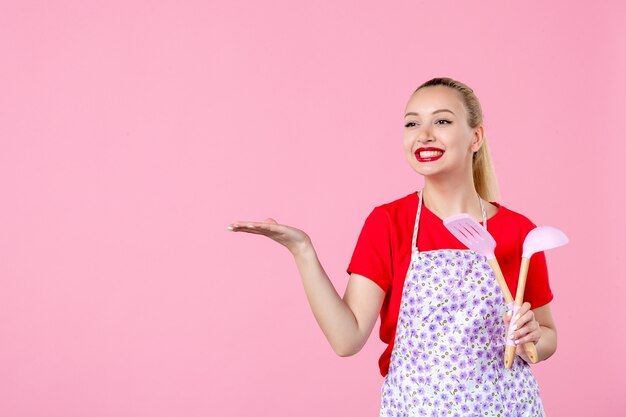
top-left (421, 177), bottom-right (484, 221)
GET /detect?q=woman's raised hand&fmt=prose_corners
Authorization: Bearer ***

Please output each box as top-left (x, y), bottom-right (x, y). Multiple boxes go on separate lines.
top-left (227, 218), bottom-right (311, 256)
top-left (228, 218), bottom-right (385, 356)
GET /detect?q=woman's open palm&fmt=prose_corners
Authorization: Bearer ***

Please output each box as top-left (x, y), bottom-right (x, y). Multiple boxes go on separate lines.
top-left (228, 218), bottom-right (311, 254)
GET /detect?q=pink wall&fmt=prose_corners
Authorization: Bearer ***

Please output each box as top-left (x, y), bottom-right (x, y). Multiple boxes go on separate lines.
top-left (1, 1), bottom-right (624, 416)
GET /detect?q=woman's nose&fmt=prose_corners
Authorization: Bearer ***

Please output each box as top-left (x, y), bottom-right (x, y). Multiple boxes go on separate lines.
top-left (417, 128), bottom-right (434, 143)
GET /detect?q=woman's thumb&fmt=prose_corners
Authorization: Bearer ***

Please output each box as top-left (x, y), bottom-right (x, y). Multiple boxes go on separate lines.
top-left (264, 218), bottom-right (278, 224)
top-left (503, 310), bottom-right (512, 323)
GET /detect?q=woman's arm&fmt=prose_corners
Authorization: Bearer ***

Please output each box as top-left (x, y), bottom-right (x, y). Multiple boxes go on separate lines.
top-left (293, 243), bottom-right (385, 356)
top-left (504, 302), bottom-right (557, 363)
top-left (229, 219), bottom-right (385, 357)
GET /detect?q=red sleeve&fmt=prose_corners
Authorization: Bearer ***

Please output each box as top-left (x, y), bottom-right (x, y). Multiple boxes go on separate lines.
top-left (525, 250), bottom-right (554, 309)
top-left (346, 207), bottom-right (393, 292)
top-left (492, 205), bottom-right (554, 309)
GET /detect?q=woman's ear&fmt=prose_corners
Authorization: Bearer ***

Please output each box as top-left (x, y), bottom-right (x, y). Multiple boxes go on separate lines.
top-left (470, 125), bottom-right (485, 152)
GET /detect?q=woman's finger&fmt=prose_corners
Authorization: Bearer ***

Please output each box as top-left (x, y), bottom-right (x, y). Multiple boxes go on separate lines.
top-left (510, 309), bottom-right (535, 337)
top-left (231, 227), bottom-right (274, 236)
top-left (511, 302), bottom-right (532, 328)
top-left (503, 301), bottom-right (529, 325)
top-left (514, 326), bottom-right (542, 346)
top-left (513, 302), bottom-right (531, 320)
top-left (511, 313), bottom-right (541, 343)
top-left (502, 311), bottom-right (512, 325)
top-left (228, 221), bottom-right (279, 231)
top-left (516, 308), bottom-right (535, 329)
top-left (227, 225), bottom-right (279, 239)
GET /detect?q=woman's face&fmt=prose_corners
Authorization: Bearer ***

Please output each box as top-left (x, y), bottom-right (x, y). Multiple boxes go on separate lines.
top-left (403, 86), bottom-right (483, 180)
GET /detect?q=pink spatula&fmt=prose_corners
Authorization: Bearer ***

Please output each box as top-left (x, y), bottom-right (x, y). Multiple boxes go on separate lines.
top-left (503, 225), bottom-right (569, 367)
top-left (443, 213), bottom-right (537, 368)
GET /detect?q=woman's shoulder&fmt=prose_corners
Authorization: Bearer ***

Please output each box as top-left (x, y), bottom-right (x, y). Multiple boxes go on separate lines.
top-left (366, 192), bottom-right (418, 223)
top-left (362, 192), bottom-right (418, 231)
top-left (490, 202), bottom-right (537, 233)
top-left (374, 192), bottom-right (418, 213)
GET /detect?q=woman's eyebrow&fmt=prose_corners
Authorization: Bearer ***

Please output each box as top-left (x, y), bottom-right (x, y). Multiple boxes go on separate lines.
top-left (404, 109), bottom-right (456, 118)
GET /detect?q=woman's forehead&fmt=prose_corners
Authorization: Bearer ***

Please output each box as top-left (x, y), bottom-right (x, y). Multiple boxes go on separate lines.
top-left (405, 86), bottom-right (466, 115)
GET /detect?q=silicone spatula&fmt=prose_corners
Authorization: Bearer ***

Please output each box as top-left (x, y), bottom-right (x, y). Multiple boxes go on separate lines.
top-left (443, 213), bottom-right (536, 368)
top-left (503, 225), bottom-right (569, 367)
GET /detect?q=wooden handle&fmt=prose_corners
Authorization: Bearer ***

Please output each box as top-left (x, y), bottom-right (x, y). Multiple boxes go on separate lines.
top-left (488, 257), bottom-right (538, 367)
top-left (506, 258), bottom-right (538, 366)
top-left (517, 258), bottom-right (539, 363)
top-left (487, 258), bottom-right (513, 303)
top-left (505, 341), bottom-right (538, 367)
top-left (515, 258), bottom-right (530, 305)
top-left (487, 258), bottom-right (514, 368)
top-left (504, 345), bottom-right (516, 368)
top-left (523, 341), bottom-right (539, 364)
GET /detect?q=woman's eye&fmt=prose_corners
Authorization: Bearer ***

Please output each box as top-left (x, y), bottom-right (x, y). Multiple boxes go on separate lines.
top-left (405, 122), bottom-right (417, 128)
top-left (436, 119), bottom-right (452, 125)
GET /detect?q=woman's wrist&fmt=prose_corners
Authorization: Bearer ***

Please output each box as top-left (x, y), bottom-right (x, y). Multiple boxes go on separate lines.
top-left (534, 325), bottom-right (557, 363)
top-left (290, 238), bottom-right (314, 258)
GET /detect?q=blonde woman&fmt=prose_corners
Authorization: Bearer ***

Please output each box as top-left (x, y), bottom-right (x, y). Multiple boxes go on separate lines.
top-left (229, 77), bottom-right (557, 416)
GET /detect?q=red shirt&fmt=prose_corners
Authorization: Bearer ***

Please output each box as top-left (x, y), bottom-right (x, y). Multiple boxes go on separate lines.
top-left (347, 192), bottom-right (553, 377)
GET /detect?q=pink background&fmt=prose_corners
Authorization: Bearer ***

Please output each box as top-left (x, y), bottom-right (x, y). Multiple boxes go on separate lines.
top-left (1, 1), bottom-right (624, 416)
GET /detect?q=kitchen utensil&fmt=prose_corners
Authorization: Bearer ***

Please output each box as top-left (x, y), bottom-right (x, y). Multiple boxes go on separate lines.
top-left (443, 214), bottom-right (536, 367)
top-left (504, 225), bottom-right (569, 367)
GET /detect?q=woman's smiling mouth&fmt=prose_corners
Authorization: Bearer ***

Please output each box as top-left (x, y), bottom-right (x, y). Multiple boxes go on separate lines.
top-left (415, 147), bottom-right (444, 162)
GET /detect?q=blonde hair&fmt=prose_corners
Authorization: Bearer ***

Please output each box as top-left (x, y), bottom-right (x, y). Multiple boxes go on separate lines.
top-left (414, 77), bottom-right (500, 202)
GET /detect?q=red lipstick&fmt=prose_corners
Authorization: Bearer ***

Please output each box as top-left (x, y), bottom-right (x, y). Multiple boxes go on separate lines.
top-left (415, 147), bottom-right (444, 162)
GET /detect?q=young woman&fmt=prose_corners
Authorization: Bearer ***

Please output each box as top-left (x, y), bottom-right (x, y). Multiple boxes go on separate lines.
top-left (228, 77), bottom-right (557, 416)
